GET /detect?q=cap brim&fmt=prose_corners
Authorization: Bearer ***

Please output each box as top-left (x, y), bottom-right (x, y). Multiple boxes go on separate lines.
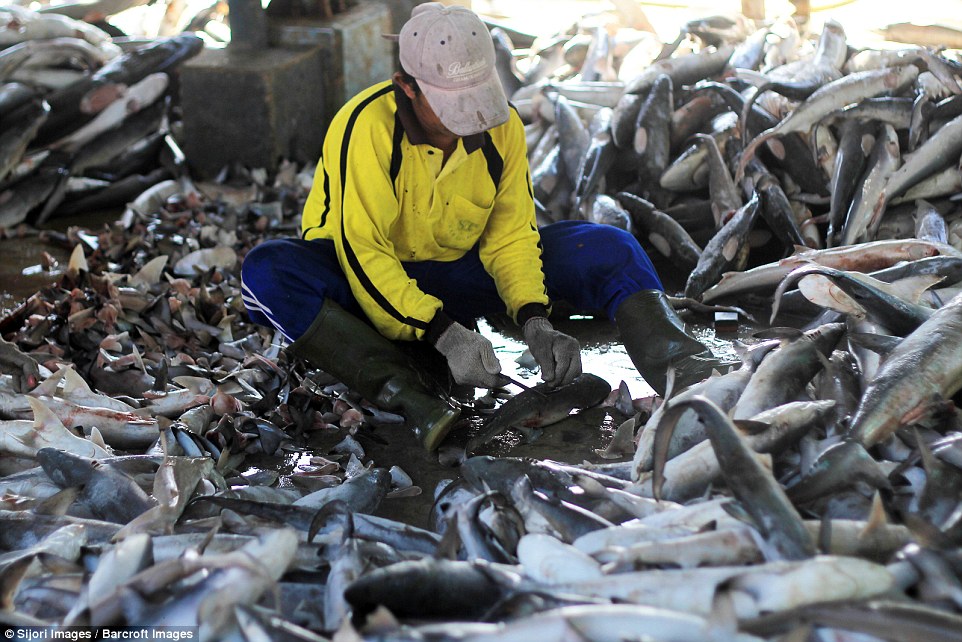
top-left (419, 70), bottom-right (510, 137)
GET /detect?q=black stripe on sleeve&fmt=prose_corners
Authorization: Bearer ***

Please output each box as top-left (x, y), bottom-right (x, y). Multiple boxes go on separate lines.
top-left (319, 164), bottom-right (331, 227)
top-left (388, 112), bottom-right (404, 196)
top-left (481, 131), bottom-right (504, 191)
top-left (301, 157), bottom-right (332, 239)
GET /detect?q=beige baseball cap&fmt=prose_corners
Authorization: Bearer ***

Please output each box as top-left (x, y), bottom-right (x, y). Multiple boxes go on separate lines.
top-left (398, 3), bottom-right (509, 136)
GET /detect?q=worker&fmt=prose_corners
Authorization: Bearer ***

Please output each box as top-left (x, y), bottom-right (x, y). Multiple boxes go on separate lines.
top-left (240, 3), bottom-right (731, 451)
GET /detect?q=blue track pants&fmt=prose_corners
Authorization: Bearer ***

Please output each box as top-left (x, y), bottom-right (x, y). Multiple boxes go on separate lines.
top-left (241, 220), bottom-right (663, 342)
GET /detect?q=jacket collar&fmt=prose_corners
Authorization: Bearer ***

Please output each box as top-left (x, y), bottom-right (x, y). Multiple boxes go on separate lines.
top-left (393, 82), bottom-right (484, 153)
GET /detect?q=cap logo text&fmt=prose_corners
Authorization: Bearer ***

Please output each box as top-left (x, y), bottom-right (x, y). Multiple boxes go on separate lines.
top-left (447, 59), bottom-right (486, 82)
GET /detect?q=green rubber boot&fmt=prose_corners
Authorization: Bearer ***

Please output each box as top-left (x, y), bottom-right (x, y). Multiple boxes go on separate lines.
top-left (288, 299), bottom-right (460, 451)
top-left (615, 289), bottom-right (736, 397)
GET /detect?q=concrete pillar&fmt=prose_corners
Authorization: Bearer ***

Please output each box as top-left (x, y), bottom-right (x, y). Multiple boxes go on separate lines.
top-left (227, 0), bottom-right (268, 49)
top-left (180, 46), bottom-right (325, 178)
top-left (180, 2), bottom-right (392, 178)
top-left (386, 0), bottom-right (421, 34)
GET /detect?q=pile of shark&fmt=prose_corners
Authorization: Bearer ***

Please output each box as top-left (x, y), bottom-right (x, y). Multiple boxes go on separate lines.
top-left (0, 5), bottom-right (205, 229)
top-left (2, 4), bottom-right (962, 642)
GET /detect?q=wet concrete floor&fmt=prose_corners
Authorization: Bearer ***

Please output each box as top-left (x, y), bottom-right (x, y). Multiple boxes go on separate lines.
top-left (332, 312), bottom-right (747, 531)
top-left (0, 218), bottom-right (748, 531)
top-left (0, 210), bottom-right (119, 316)
top-left (269, 286), bottom-right (747, 531)
top-left (0, 235), bottom-right (66, 317)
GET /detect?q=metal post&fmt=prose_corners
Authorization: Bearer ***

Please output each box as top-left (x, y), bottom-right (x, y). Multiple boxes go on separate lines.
top-left (791, 0), bottom-right (811, 26)
top-left (741, 0), bottom-right (765, 21)
top-left (228, 0), bottom-right (269, 50)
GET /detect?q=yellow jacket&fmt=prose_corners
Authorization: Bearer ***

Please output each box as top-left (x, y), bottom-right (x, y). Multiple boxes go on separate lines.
top-left (301, 80), bottom-right (549, 341)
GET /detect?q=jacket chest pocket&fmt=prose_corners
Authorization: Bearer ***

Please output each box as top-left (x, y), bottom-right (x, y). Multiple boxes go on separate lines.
top-left (436, 195), bottom-right (493, 251)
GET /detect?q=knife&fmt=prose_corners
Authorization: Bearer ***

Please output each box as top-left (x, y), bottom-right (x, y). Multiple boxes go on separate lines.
top-left (500, 374), bottom-right (547, 397)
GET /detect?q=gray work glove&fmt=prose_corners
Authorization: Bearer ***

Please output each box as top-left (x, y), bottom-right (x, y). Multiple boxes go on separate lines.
top-left (522, 317), bottom-right (582, 387)
top-left (433, 321), bottom-right (504, 388)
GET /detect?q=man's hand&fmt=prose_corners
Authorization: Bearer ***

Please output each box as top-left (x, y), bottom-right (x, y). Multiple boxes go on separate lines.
top-left (522, 317), bottom-right (582, 387)
top-left (433, 321), bottom-right (504, 388)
